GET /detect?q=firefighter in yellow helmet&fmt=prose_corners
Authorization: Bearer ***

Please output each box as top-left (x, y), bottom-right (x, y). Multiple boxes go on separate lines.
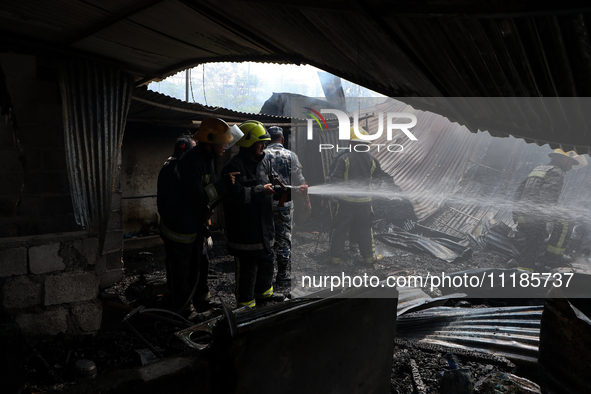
top-left (221, 120), bottom-right (285, 307)
top-left (158, 117), bottom-right (241, 315)
top-left (513, 148), bottom-right (586, 269)
top-left (326, 126), bottom-right (392, 265)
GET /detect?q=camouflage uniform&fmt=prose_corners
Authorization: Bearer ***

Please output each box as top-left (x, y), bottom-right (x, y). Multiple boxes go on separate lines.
top-left (260, 142), bottom-right (306, 276)
top-left (513, 164), bottom-right (570, 267)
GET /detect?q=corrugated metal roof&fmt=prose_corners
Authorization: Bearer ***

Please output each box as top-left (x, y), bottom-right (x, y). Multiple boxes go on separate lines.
top-left (358, 99), bottom-right (591, 238)
top-left (3, 2), bottom-right (591, 149)
top-left (128, 87), bottom-right (293, 126)
top-left (396, 305), bottom-right (543, 366)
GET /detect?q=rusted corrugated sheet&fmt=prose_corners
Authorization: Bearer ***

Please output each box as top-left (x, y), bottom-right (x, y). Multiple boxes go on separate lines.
top-left (59, 58), bottom-right (133, 249)
top-left (396, 305), bottom-right (543, 366)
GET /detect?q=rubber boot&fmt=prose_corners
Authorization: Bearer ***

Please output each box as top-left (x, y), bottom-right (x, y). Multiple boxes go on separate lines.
top-left (276, 262), bottom-right (290, 283)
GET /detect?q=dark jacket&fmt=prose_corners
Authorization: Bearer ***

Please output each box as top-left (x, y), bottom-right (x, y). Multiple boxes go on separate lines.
top-left (222, 149), bottom-right (274, 254)
top-left (513, 164), bottom-right (565, 221)
top-left (157, 156), bottom-right (180, 223)
top-left (158, 144), bottom-right (229, 240)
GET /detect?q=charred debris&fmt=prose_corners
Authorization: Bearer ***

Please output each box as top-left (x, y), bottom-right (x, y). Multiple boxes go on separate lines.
top-left (11, 210), bottom-right (591, 394)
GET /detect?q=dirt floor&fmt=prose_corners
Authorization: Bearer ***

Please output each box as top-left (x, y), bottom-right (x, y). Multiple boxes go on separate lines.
top-left (22, 213), bottom-right (541, 393)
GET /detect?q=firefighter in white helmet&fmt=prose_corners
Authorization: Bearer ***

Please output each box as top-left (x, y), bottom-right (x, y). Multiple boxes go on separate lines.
top-left (222, 120), bottom-right (285, 308)
top-left (513, 148), bottom-right (587, 269)
top-left (158, 117), bottom-right (241, 315)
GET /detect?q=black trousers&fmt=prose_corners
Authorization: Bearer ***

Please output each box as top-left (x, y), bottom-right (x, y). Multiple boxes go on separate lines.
top-left (516, 222), bottom-right (547, 268)
top-left (329, 201), bottom-right (374, 260)
top-left (162, 235), bottom-right (209, 310)
top-left (234, 249), bottom-right (275, 307)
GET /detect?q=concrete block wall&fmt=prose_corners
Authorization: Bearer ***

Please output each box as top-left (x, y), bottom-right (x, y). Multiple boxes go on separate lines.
top-left (0, 232), bottom-right (103, 336)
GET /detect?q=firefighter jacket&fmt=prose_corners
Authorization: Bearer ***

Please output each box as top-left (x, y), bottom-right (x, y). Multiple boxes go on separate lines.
top-left (157, 155), bottom-right (179, 223)
top-left (327, 150), bottom-right (389, 203)
top-left (222, 148), bottom-right (274, 255)
top-left (513, 164), bottom-right (565, 222)
top-left (158, 144), bottom-right (229, 243)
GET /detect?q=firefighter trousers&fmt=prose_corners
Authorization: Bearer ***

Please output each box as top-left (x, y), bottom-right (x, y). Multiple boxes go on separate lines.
top-left (516, 221), bottom-right (547, 268)
top-left (234, 249), bottom-right (275, 308)
top-left (546, 219), bottom-right (573, 259)
top-left (162, 235), bottom-right (210, 311)
top-left (329, 201), bottom-right (375, 263)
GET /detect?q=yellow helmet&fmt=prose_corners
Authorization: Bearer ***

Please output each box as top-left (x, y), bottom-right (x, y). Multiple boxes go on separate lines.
top-left (193, 117), bottom-right (243, 148)
top-left (350, 126), bottom-right (369, 141)
top-left (548, 148), bottom-right (580, 166)
top-left (236, 120), bottom-right (270, 148)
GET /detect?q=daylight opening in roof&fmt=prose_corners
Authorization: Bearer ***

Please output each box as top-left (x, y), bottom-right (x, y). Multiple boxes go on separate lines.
top-left (148, 62), bottom-right (384, 114)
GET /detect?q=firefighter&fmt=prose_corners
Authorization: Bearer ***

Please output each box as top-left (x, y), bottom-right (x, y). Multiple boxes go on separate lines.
top-left (513, 148), bottom-right (585, 269)
top-left (157, 118), bottom-right (242, 314)
top-left (259, 126), bottom-right (311, 284)
top-left (327, 126), bottom-right (392, 265)
top-left (222, 120), bottom-right (285, 308)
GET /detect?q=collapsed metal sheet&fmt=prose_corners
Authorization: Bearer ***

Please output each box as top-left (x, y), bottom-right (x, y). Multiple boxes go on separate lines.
top-left (396, 305), bottom-right (543, 367)
top-left (375, 229), bottom-right (472, 263)
top-left (233, 293), bottom-right (398, 393)
top-left (178, 286), bottom-right (399, 394)
top-left (397, 286), bottom-right (466, 315)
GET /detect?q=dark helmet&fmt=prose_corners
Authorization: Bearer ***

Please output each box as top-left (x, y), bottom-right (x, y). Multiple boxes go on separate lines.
top-left (268, 126), bottom-right (283, 136)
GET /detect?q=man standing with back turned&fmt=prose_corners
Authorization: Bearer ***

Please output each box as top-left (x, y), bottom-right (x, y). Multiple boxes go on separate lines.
top-left (513, 148), bottom-right (586, 270)
top-left (327, 126), bottom-right (391, 266)
top-left (158, 118), bottom-right (242, 314)
top-left (260, 126), bottom-right (311, 284)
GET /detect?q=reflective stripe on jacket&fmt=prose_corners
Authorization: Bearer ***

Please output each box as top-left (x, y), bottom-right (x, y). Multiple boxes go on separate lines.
top-left (327, 150), bottom-right (387, 203)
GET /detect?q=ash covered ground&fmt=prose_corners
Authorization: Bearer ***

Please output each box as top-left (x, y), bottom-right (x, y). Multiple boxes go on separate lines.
top-left (22, 211), bottom-right (538, 393)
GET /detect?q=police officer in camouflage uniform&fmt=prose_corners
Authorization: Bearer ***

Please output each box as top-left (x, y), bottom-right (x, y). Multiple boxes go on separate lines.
top-left (513, 149), bottom-right (581, 269)
top-left (260, 126), bottom-right (311, 283)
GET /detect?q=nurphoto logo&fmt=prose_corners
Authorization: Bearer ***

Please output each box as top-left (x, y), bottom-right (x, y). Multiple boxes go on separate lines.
top-left (304, 108), bottom-right (418, 152)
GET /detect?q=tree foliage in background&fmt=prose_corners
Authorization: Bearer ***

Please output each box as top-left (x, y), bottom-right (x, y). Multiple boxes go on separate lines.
top-left (148, 62), bottom-right (380, 113)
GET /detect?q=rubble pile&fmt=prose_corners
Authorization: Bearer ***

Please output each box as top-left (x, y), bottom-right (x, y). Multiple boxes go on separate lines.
top-left (20, 218), bottom-right (558, 393)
